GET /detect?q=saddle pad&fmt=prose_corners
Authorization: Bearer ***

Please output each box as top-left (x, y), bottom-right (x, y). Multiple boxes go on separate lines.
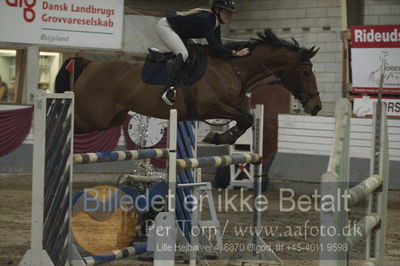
top-left (141, 50), bottom-right (208, 86)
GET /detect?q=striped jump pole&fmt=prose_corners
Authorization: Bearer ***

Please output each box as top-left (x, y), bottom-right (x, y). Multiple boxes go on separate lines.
top-left (83, 244), bottom-right (147, 266)
top-left (176, 153), bottom-right (261, 170)
top-left (73, 148), bottom-right (169, 164)
top-left (118, 174), bottom-right (166, 183)
top-left (347, 174), bottom-right (382, 207)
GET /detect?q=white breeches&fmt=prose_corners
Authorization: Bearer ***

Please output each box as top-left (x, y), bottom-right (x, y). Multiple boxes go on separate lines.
top-left (156, 17), bottom-right (189, 61)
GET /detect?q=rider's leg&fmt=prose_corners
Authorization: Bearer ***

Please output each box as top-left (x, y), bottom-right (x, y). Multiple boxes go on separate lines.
top-left (161, 54), bottom-right (185, 105)
top-left (156, 17), bottom-right (188, 105)
top-left (156, 18), bottom-right (189, 60)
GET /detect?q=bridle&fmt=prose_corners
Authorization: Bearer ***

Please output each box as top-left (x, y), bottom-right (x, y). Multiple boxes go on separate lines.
top-left (230, 51), bottom-right (320, 107)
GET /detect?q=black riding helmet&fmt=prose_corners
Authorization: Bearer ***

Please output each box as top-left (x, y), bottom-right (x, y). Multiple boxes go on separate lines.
top-left (211, 0), bottom-right (236, 13)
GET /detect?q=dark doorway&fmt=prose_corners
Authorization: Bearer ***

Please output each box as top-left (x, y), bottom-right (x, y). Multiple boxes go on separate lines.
top-left (251, 83), bottom-right (290, 163)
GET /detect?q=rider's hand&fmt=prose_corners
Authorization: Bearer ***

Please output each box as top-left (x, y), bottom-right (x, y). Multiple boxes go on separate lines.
top-left (233, 48), bottom-right (250, 57)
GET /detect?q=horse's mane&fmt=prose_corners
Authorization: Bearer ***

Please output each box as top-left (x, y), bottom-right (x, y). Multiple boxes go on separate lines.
top-left (225, 28), bottom-right (301, 51)
top-left (251, 28), bottom-right (300, 50)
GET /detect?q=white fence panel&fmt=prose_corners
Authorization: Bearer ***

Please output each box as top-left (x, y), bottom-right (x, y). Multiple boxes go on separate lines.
top-left (278, 114), bottom-right (400, 161)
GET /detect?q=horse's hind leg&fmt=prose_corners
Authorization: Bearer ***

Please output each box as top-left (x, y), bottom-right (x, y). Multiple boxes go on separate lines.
top-left (203, 107), bottom-right (253, 145)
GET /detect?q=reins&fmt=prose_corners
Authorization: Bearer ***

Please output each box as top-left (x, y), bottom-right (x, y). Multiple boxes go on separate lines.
top-left (230, 50), bottom-right (320, 107)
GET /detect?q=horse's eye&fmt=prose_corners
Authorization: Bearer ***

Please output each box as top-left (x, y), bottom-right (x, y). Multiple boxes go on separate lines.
top-left (303, 71), bottom-right (309, 76)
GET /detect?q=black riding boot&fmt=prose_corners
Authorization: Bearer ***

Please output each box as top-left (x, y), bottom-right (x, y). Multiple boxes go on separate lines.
top-left (161, 54), bottom-right (185, 106)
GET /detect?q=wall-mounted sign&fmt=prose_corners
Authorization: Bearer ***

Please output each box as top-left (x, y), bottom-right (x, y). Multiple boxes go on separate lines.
top-left (353, 96), bottom-right (400, 117)
top-left (0, 0), bottom-right (124, 49)
top-left (351, 25), bottom-right (400, 94)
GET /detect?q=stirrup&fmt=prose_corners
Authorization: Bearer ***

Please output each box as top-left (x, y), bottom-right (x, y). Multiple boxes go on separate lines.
top-left (161, 87), bottom-right (176, 106)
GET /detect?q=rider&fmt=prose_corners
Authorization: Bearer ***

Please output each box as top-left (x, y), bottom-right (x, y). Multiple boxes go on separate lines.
top-left (156, 0), bottom-right (250, 105)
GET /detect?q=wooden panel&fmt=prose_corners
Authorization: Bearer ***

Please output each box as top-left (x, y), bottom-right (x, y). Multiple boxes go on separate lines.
top-left (277, 137), bottom-right (389, 150)
top-left (388, 128), bottom-right (400, 135)
top-left (279, 120), bottom-right (335, 131)
top-left (390, 149), bottom-right (400, 156)
top-left (279, 128), bottom-right (335, 138)
top-left (277, 114), bottom-right (400, 161)
top-left (351, 125), bottom-right (373, 132)
top-left (279, 135), bottom-right (333, 145)
top-left (351, 118), bottom-right (373, 125)
top-left (278, 148), bottom-right (330, 156)
top-left (388, 142), bottom-right (400, 149)
top-left (279, 114), bottom-right (333, 124)
top-left (278, 142), bottom-right (332, 152)
top-left (351, 132), bottom-right (372, 140)
top-left (350, 132), bottom-right (400, 142)
top-left (279, 114), bottom-right (400, 126)
top-left (388, 120), bottom-right (400, 127)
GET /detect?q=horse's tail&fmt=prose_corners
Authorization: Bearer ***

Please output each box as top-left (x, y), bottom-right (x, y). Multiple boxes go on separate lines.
top-left (55, 57), bottom-right (91, 93)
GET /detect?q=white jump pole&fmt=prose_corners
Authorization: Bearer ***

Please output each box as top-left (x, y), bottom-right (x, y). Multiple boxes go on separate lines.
top-left (153, 109), bottom-right (178, 266)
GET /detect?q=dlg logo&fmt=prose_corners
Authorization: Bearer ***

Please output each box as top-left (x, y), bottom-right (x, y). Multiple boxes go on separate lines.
top-left (5, 0), bottom-right (37, 23)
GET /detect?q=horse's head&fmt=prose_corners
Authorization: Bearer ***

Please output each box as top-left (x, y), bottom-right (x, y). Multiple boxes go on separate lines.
top-left (285, 46), bottom-right (322, 116)
top-left (244, 29), bottom-right (322, 116)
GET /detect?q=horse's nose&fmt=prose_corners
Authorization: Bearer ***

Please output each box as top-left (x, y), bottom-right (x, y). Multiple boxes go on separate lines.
top-left (311, 104), bottom-right (322, 116)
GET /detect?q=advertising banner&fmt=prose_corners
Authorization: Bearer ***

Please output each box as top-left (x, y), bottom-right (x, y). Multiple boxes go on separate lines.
top-left (0, 0), bottom-right (124, 49)
top-left (353, 96), bottom-right (400, 117)
top-left (351, 25), bottom-right (400, 94)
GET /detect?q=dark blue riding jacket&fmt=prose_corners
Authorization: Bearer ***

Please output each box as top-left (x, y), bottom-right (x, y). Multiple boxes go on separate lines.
top-left (166, 11), bottom-right (233, 56)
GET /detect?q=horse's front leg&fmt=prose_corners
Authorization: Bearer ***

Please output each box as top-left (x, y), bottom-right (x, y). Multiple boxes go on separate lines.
top-left (203, 108), bottom-right (253, 145)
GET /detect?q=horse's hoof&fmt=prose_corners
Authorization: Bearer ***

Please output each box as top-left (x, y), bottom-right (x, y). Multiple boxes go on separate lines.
top-left (219, 135), bottom-right (236, 145)
top-left (202, 132), bottom-right (220, 145)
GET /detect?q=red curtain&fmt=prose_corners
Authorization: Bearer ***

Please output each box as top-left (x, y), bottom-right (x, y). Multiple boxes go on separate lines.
top-left (74, 126), bottom-right (121, 153)
top-left (0, 108), bottom-right (166, 167)
top-left (0, 107), bottom-right (33, 157)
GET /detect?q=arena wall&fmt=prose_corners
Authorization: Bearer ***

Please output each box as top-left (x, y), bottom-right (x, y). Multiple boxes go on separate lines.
top-left (362, 0), bottom-right (400, 25)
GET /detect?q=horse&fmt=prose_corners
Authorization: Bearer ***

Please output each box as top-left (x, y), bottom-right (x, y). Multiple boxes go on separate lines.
top-left (55, 29), bottom-right (322, 145)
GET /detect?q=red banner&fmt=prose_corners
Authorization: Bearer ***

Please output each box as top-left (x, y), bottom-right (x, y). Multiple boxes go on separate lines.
top-left (351, 25), bottom-right (400, 48)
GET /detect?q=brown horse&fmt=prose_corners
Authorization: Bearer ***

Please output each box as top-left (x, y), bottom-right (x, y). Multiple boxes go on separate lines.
top-left (55, 29), bottom-right (322, 145)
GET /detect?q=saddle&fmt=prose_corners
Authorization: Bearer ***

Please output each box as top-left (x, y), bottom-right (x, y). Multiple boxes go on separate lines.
top-left (141, 44), bottom-right (208, 86)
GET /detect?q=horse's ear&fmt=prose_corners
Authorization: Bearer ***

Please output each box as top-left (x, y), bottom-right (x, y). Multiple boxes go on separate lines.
top-left (308, 46), bottom-right (320, 59)
top-left (291, 37), bottom-right (299, 48)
